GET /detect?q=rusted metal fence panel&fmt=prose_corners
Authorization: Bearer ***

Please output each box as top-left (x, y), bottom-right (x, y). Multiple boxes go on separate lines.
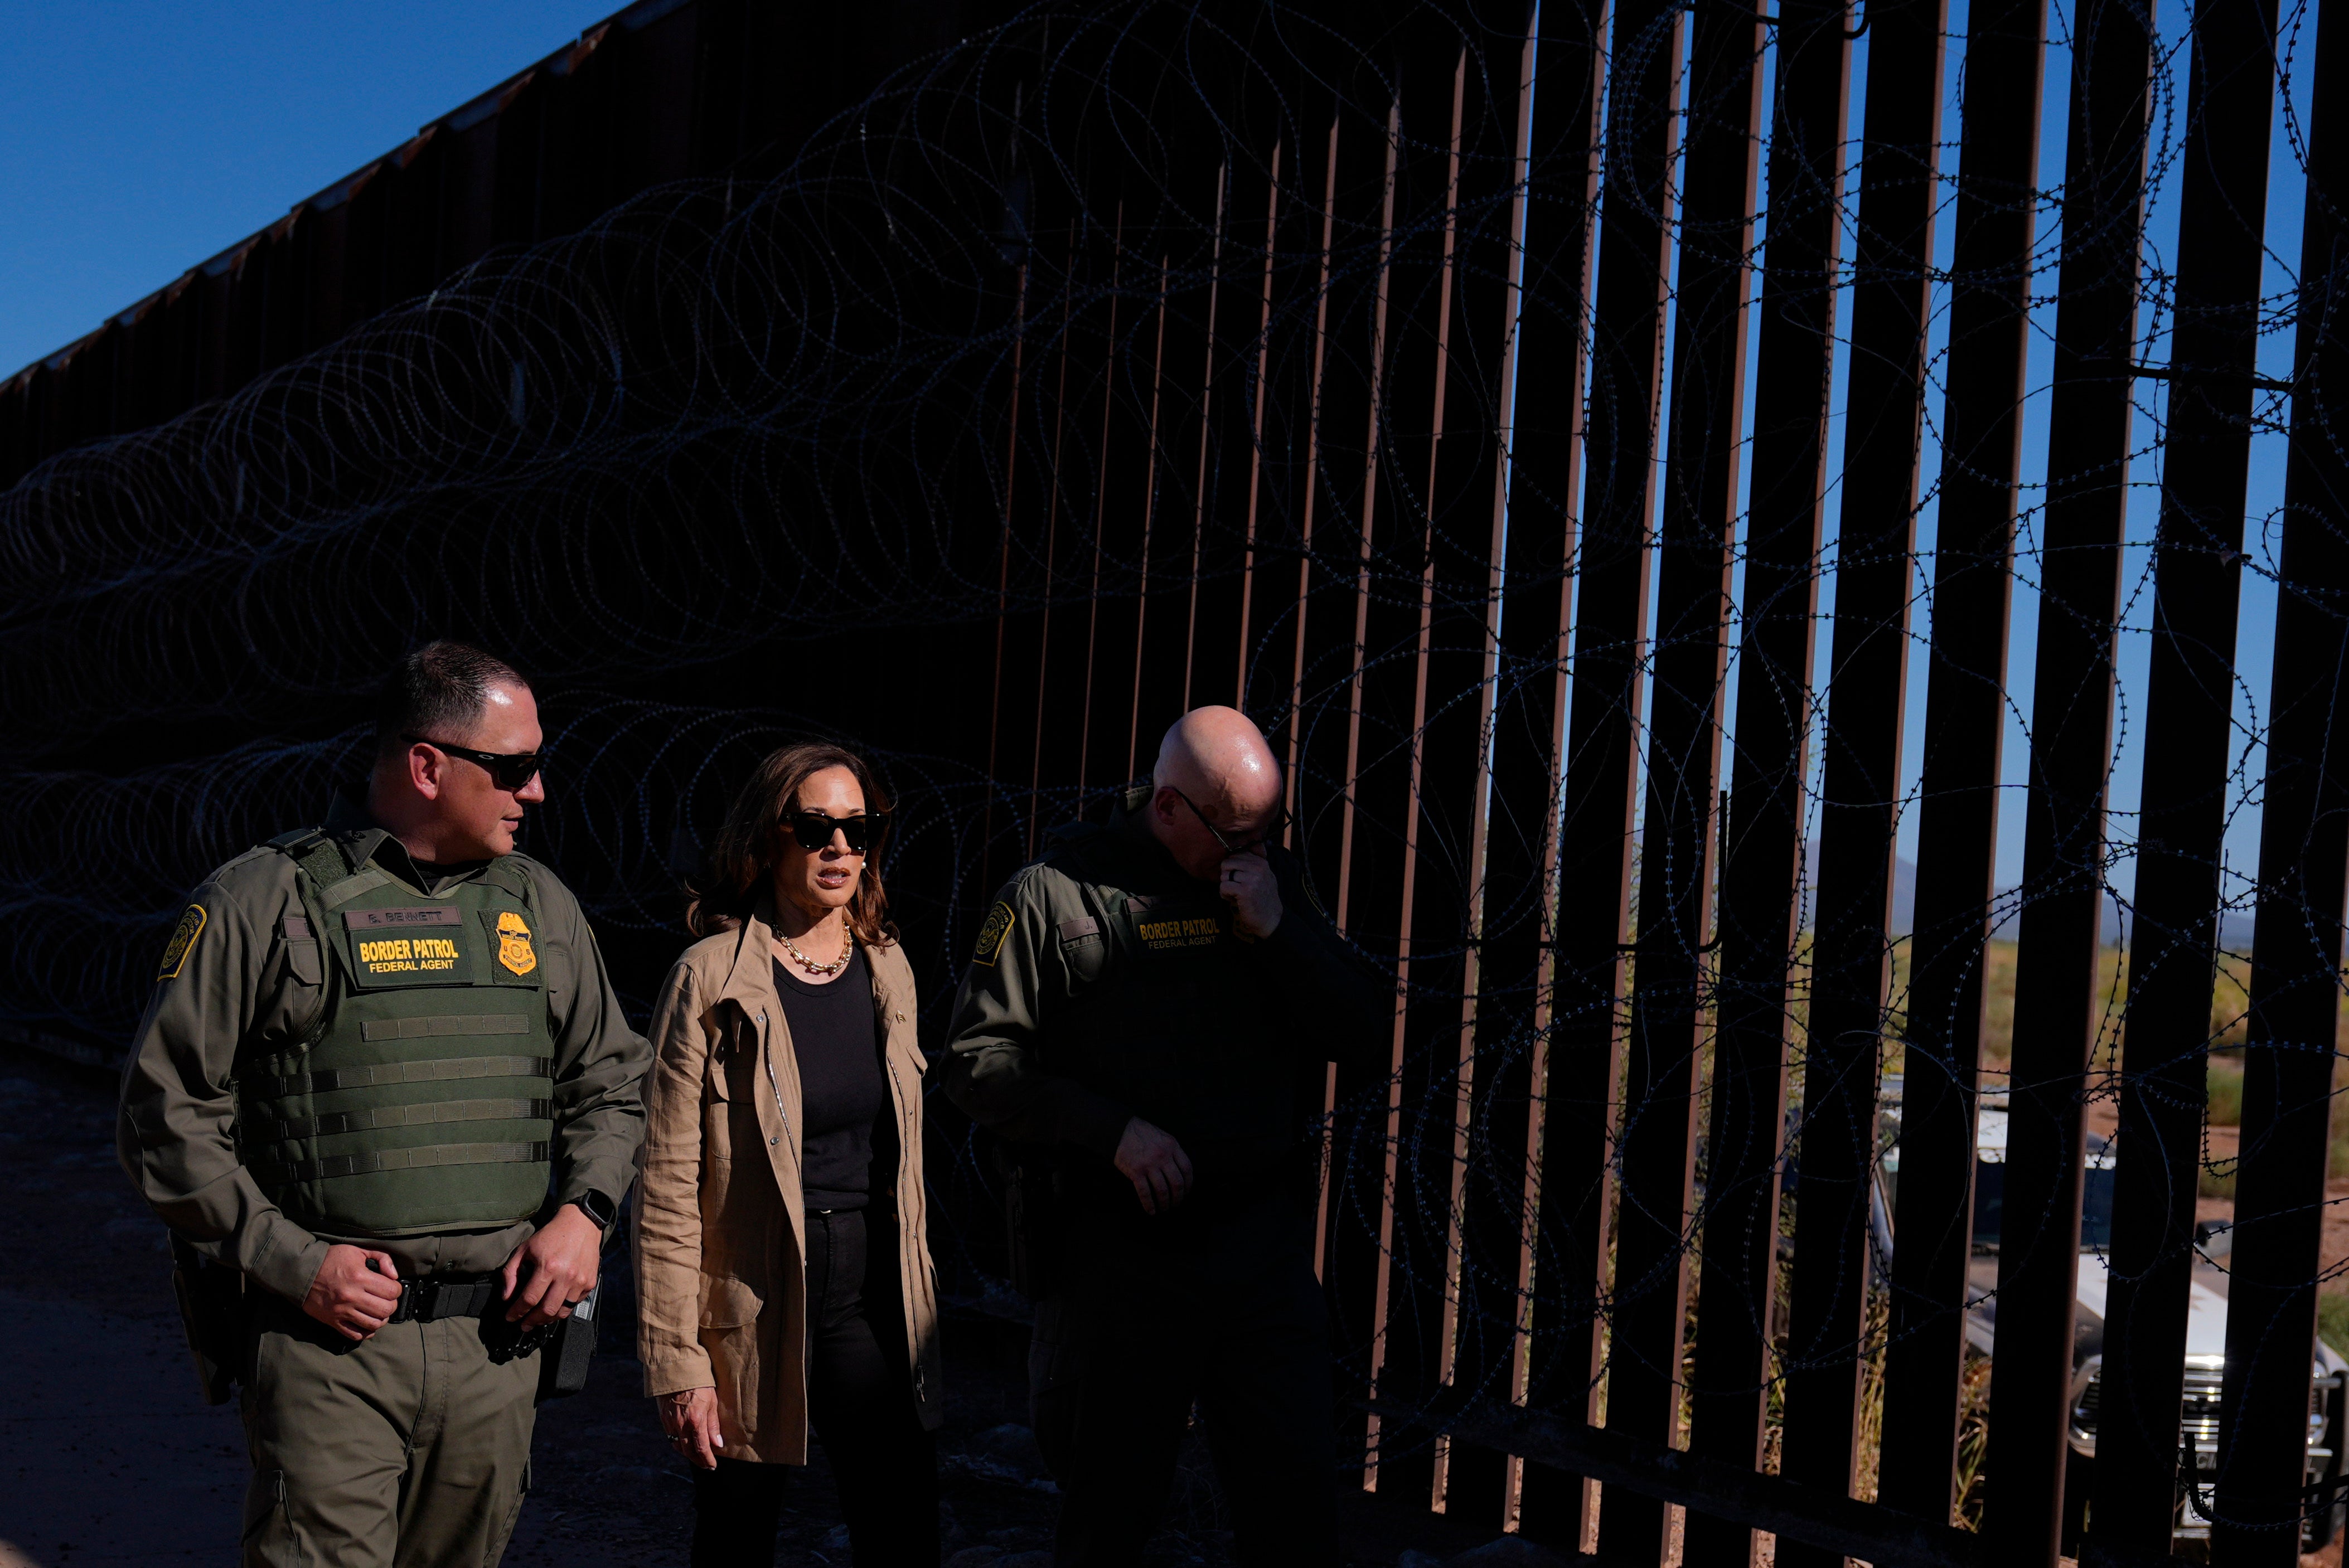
top-left (2093, 0), bottom-right (2280, 1546)
top-left (1604, 0), bottom-right (1765, 1559)
top-left (1684, 3), bottom-right (1853, 1562)
top-left (1775, 0), bottom-right (1940, 1528)
top-left (2218, 0), bottom-right (2349, 1556)
top-left (1981, 0), bottom-right (2154, 1552)
top-left (1518, 0), bottom-right (1681, 1542)
top-left (1880, 0), bottom-right (2047, 1523)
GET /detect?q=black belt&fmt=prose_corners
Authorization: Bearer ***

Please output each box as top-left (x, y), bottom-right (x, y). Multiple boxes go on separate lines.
top-left (387, 1275), bottom-right (505, 1324)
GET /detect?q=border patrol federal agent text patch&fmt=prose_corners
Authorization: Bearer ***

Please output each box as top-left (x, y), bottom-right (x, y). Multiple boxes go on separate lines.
top-left (972, 901), bottom-right (1015, 967)
top-left (357, 930), bottom-right (464, 977)
top-left (157, 905), bottom-right (207, 980)
top-left (496, 911), bottom-right (538, 975)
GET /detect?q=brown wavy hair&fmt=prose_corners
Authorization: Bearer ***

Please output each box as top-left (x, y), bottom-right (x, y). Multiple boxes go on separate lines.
top-left (685, 741), bottom-right (897, 944)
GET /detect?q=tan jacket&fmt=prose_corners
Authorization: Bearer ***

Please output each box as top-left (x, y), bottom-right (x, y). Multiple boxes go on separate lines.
top-left (634, 899), bottom-right (942, 1463)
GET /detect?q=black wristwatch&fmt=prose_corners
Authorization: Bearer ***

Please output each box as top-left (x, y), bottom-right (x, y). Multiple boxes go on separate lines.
top-left (570, 1189), bottom-right (618, 1229)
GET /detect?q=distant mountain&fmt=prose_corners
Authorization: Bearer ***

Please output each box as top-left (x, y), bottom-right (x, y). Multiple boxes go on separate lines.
top-left (1797, 842), bottom-right (1919, 934)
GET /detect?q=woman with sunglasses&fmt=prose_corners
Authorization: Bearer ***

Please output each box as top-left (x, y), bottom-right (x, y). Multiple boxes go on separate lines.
top-left (635, 741), bottom-right (942, 1566)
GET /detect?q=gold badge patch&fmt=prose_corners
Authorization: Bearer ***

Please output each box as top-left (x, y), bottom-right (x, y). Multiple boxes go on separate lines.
top-left (156, 905), bottom-right (207, 980)
top-left (496, 910), bottom-right (537, 975)
top-left (971, 901), bottom-right (1015, 967)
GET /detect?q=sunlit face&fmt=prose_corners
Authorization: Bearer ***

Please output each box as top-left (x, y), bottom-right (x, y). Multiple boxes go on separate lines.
top-left (406, 682), bottom-right (545, 860)
top-left (773, 765), bottom-right (868, 921)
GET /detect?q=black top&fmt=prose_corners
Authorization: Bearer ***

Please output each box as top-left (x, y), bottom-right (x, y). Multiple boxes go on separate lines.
top-left (773, 945), bottom-right (884, 1211)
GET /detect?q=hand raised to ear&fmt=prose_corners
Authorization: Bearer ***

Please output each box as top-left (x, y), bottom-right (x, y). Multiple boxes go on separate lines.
top-left (1219, 854), bottom-right (1282, 939)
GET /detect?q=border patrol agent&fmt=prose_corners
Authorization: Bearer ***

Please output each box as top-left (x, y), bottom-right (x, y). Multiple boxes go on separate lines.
top-left (118, 642), bottom-right (648, 1568)
top-left (943, 707), bottom-right (1388, 1566)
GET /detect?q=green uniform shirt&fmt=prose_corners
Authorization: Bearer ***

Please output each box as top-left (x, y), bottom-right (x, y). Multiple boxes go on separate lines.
top-left (942, 787), bottom-right (1390, 1188)
top-left (117, 793), bottom-right (649, 1302)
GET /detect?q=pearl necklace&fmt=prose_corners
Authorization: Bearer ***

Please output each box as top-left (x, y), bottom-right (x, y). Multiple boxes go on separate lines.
top-left (778, 924), bottom-right (854, 977)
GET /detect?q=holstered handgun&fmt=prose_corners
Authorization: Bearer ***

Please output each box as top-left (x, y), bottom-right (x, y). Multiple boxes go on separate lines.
top-left (534, 1197), bottom-right (620, 1402)
top-left (168, 1230), bottom-right (245, 1406)
top-left (536, 1283), bottom-right (600, 1401)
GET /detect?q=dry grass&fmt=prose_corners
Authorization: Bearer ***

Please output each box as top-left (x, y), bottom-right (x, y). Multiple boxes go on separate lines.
top-left (2207, 1056), bottom-right (2245, 1126)
top-left (1952, 1352), bottom-right (1994, 1530)
top-left (1887, 938), bottom-right (2308, 1069)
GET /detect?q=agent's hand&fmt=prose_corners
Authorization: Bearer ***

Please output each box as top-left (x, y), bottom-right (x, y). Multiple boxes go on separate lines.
top-left (1115, 1117), bottom-right (1194, 1215)
top-left (658, 1386), bottom-right (725, 1469)
top-left (303, 1244), bottom-right (403, 1341)
top-left (1219, 853), bottom-right (1283, 939)
top-left (500, 1202), bottom-right (603, 1328)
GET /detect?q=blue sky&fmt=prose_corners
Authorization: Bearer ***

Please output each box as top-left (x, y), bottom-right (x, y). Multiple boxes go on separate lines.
top-left (1691, 0), bottom-right (2313, 902)
top-left (1934, 0), bottom-right (2309, 901)
top-left (0, 2), bottom-right (620, 378)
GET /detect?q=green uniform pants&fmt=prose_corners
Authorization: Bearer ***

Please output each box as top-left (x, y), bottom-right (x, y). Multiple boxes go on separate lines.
top-left (238, 1293), bottom-right (539, 1568)
top-left (1029, 1189), bottom-right (1338, 1566)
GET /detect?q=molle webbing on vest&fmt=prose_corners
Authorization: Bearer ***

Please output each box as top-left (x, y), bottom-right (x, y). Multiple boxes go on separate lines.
top-left (249, 1140), bottom-right (553, 1186)
top-left (249, 827), bottom-right (559, 1235)
top-left (248, 1097), bottom-right (554, 1142)
top-left (319, 869), bottom-right (394, 907)
top-left (263, 826), bottom-right (345, 876)
top-left (248, 1055), bottom-right (553, 1098)
top-left (361, 1015), bottom-right (531, 1042)
top-left (482, 855), bottom-right (535, 906)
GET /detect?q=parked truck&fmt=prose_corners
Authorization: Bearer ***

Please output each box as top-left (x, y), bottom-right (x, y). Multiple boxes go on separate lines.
top-left (1875, 1093), bottom-right (2347, 1548)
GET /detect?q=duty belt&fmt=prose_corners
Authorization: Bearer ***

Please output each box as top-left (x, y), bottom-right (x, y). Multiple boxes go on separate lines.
top-left (386, 1275), bottom-right (506, 1324)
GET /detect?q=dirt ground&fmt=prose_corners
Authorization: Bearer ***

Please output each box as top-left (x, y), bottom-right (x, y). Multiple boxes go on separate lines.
top-left (0, 1045), bottom-right (1509, 1568)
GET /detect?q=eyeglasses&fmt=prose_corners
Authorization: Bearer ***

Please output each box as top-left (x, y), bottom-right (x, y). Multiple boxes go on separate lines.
top-left (783, 808), bottom-right (887, 856)
top-left (1169, 787), bottom-right (1284, 857)
top-left (405, 735), bottom-right (545, 792)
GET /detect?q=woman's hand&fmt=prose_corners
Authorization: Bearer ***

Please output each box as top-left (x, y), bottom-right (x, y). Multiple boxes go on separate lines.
top-left (657, 1386), bottom-right (725, 1469)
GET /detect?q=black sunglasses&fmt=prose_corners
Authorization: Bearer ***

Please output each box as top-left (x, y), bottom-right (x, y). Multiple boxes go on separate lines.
top-left (1170, 787), bottom-right (1284, 857)
top-left (783, 808), bottom-right (888, 856)
top-left (405, 735), bottom-right (546, 792)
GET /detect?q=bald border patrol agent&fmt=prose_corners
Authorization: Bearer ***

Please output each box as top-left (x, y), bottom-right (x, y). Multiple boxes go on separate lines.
top-left (943, 707), bottom-right (1389, 1565)
top-left (118, 642), bottom-right (649, 1568)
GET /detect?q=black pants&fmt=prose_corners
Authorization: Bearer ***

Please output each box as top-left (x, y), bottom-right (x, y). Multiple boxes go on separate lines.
top-left (690, 1209), bottom-right (938, 1567)
top-left (1029, 1192), bottom-right (1338, 1567)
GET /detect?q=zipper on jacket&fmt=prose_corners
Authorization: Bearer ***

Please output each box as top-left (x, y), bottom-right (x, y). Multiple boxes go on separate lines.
top-left (887, 1055), bottom-right (930, 1404)
top-left (758, 1010), bottom-right (792, 1152)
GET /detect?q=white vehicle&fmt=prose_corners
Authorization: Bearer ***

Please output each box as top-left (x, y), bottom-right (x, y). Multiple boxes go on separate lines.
top-left (1877, 1095), bottom-right (2348, 1548)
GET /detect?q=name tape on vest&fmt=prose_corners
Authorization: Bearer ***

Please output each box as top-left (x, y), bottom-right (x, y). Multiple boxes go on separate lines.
top-left (344, 907), bottom-right (464, 929)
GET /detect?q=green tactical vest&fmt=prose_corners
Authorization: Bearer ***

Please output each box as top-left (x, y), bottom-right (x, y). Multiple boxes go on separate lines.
top-left (234, 829), bottom-right (558, 1237)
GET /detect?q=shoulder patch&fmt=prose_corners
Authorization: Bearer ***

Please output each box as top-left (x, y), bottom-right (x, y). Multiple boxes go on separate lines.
top-left (972, 901), bottom-right (1016, 967)
top-left (157, 905), bottom-right (208, 980)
